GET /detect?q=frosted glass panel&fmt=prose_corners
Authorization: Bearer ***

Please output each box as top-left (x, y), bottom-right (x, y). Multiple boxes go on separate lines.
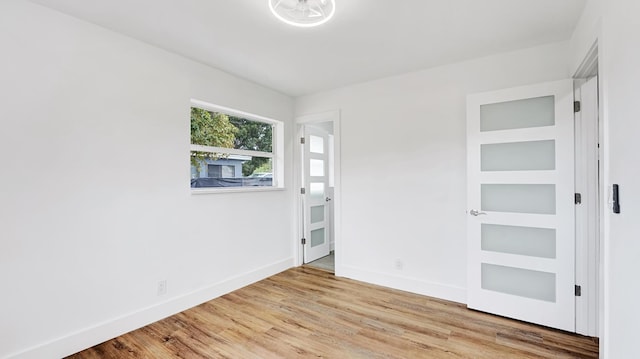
top-left (482, 224), bottom-right (556, 258)
top-left (310, 159), bottom-right (324, 176)
top-left (311, 228), bottom-right (325, 247)
top-left (311, 205), bottom-right (324, 224)
top-left (481, 140), bottom-right (555, 171)
top-left (310, 182), bottom-right (324, 201)
top-left (482, 184), bottom-right (555, 214)
top-left (482, 263), bottom-right (556, 302)
top-left (310, 135), bottom-right (324, 154)
top-left (480, 96), bottom-right (555, 132)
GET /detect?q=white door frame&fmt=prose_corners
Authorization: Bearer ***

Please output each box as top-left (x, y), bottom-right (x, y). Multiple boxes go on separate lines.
top-left (294, 110), bottom-right (342, 274)
top-left (574, 75), bottom-right (600, 336)
top-left (573, 40), bottom-right (602, 338)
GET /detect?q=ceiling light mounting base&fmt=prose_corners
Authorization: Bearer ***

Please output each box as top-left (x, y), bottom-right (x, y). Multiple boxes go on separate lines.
top-left (269, 0), bottom-right (336, 28)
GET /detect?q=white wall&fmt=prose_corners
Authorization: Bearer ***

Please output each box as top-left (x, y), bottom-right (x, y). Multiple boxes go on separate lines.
top-left (0, 1), bottom-right (294, 358)
top-left (602, 3), bottom-right (640, 356)
top-left (570, 0), bottom-right (640, 357)
top-left (295, 42), bottom-right (570, 303)
top-left (568, 0), bottom-right (603, 75)
top-left (603, 4), bottom-right (640, 356)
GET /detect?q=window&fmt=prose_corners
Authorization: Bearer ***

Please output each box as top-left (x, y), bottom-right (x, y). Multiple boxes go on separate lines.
top-left (190, 100), bottom-right (283, 191)
top-left (207, 164), bottom-right (236, 178)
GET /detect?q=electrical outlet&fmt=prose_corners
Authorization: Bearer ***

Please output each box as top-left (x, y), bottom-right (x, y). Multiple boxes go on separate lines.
top-left (394, 259), bottom-right (404, 271)
top-left (157, 280), bottom-right (167, 296)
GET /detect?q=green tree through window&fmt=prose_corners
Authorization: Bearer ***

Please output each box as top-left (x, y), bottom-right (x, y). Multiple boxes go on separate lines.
top-left (229, 117), bottom-right (272, 176)
top-left (190, 108), bottom-right (273, 177)
top-left (190, 108), bottom-right (237, 167)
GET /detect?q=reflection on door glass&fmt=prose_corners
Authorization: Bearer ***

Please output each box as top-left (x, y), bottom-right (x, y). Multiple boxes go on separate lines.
top-left (481, 140), bottom-right (555, 171)
top-left (310, 182), bottom-right (325, 200)
top-left (311, 228), bottom-right (325, 247)
top-left (311, 205), bottom-right (325, 223)
top-left (310, 159), bottom-right (324, 176)
top-left (481, 224), bottom-right (556, 258)
top-left (481, 184), bottom-right (556, 214)
top-left (310, 135), bottom-right (324, 154)
top-left (482, 263), bottom-right (556, 302)
top-left (480, 96), bottom-right (555, 132)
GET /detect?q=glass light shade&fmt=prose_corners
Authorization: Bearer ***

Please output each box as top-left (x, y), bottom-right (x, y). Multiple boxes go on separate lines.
top-left (269, 0), bottom-right (336, 28)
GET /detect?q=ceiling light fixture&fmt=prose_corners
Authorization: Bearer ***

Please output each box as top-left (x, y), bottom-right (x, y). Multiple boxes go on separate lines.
top-left (269, 0), bottom-right (336, 28)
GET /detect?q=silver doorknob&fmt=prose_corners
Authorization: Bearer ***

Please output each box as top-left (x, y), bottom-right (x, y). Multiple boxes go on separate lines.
top-left (326, 197), bottom-right (332, 202)
top-left (470, 209), bottom-right (487, 216)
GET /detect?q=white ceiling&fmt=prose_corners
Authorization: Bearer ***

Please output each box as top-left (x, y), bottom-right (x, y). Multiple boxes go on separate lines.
top-left (29, 0), bottom-right (586, 96)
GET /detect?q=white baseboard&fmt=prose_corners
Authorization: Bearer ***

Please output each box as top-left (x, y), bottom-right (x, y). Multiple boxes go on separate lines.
top-left (8, 258), bottom-right (294, 359)
top-left (337, 265), bottom-right (466, 304)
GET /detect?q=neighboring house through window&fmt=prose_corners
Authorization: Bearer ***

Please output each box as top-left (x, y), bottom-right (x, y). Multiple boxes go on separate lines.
top-left (190, 100), bottom-right (283, 191)
top-left (208, 164), bottom-right (237, 178)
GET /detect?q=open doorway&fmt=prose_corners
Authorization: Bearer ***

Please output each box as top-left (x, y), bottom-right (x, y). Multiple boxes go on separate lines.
top-left (296, 111), bottom-right (341, 274)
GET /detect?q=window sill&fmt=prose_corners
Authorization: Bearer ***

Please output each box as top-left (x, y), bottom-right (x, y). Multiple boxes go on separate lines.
top-left (191, 186), bottom-right (286, 195)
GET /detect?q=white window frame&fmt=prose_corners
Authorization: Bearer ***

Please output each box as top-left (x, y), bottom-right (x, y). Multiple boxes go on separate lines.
top-left (190, 99), bottom-right (284, 194)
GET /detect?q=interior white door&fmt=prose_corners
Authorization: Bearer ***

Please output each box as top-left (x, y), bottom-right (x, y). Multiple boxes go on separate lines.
top-left (303, 126), bottom-right (331, 263)
top-left (466, 79), bottom-right (575, 332)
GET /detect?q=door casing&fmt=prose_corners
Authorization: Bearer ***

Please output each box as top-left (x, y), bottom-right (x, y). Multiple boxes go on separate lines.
top-left (574, 76), bottom-right (600, 336)
top-left (572, 40), bottom-right (602, 338)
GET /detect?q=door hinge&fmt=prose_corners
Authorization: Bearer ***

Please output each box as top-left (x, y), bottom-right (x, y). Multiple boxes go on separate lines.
top-left (575, 193), bottom-right (582, 205)
top-left (300, 137), bottom-right (305, 144)
top-left (300, 188), bottom-right (306, 194)
top-left (301, 238), bottom-right (306, 245)
top-left (575, 285), bottom-right (582, 297)
top-left (574, 101), bottom-right (581, 113)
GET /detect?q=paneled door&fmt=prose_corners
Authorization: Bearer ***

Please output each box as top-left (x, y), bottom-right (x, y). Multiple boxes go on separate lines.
top-left (466, 80), bottom-right (575, 332)
top-left (303, 126), bottom-right (331, 263)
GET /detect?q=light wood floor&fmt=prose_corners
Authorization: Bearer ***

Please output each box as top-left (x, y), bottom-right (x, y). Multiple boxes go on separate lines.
top-left (68, 267), bottom-right (598, 358)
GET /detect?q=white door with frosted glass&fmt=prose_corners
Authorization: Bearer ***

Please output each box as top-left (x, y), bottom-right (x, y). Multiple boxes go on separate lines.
top-left (466, 80), bottom-right (575, 332)
top-left (303, 126), bottom-right (331, 263)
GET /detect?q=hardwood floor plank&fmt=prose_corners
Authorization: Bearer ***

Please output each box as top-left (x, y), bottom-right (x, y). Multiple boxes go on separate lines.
top-left (67, 267), bottom-right (598, 358)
